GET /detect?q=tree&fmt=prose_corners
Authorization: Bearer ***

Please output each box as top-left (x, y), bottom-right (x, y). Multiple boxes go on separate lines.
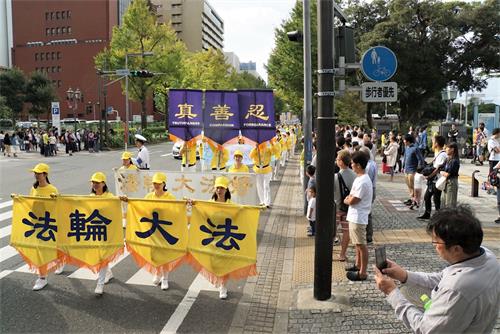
top-left (0, 68), bottom-right (26, 128)
top-left (95, 0), bottom-right (186, 129)
top-left (0, 96), bottom-right (12, 120)
top-left (229, 71), bottom-right (267, 90)
top-left (25, 71), bottom-right (58, 127)
top-left (181, 49), bottom-right (233, 89)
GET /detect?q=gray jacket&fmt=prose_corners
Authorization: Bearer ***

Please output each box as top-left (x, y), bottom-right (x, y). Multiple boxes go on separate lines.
top-left (386, 247), bottom-right (500, 333)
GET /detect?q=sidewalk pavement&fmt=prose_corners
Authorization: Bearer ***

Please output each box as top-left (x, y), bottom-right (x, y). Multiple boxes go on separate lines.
top-left (230, 155), bottom-right (500, 334)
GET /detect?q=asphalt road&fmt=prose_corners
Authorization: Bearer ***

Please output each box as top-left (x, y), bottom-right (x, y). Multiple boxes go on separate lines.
top-left (0, 143), bottom-right (277, 333)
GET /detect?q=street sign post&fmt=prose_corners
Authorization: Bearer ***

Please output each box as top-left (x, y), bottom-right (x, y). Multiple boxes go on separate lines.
top-left (51, 101), bottom-right (61, 134)
top-left (361, 46), bottom-right (397, 82)
top-left (107, 106), bottom-right (114, 115)
top-left (115, 69), bottom-right (130, 76)
top-left (361, 82), bottom-right (398, 102)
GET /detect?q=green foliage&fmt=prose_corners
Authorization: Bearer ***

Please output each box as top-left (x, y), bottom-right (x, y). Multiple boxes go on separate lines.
top-left (25, 71), bottom-right (58, 125)
top-left (0, 67), bottom-right (26, 126)
top-left (181, 49), bottom-right (233, 89)
top-left (108, 125), bottom-right (168, 148)
top-left (0, 96), bottom-right (12, 120)
top-left (229, 70), bottom-right (267, 89)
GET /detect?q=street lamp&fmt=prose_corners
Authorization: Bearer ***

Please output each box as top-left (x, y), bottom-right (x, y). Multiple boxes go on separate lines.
top-left (441, 86), bottom-right (458, 122)
top-left (125, 51), bottom-right (154, 150)
top-left (66, 87), bottom-right (83, 132)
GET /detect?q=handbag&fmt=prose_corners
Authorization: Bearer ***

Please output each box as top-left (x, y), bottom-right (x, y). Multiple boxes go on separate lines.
top-left (435, 176), bottom-right (447, 191)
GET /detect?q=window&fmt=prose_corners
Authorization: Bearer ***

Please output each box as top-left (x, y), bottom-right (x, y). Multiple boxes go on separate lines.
top-left (51, 52), bottom-right (55, 60)
top-left (35, 53), bottom-right (39, 61)
top-left (57, 66), bottom-right (61, 73)
top-left (46, 28), bottom-right (51, 35)
top-left (51, 28), bottom-right (55, 35)
top-left (61, 11), bottom-right (65, 19)
top-left (56, 27), bottom-right (60, 34)
top-left (50, 12), bottom-right (54, 20)
top-left (52, 66), bottom-right (56, 73)
top-left (67, 10), bottom-right (71, 18)
top-left (58, 80), bottom-right (62, 87)
top-left (67, 26), bottom-right (72, 34)
top-left (62, 27), bottom-right (66, 34)
top-left (57, 52), bottom-right (61, 60)
top-left (46, 52), bottom-right (50, 60)
top-left (40, 53), bottom-right (44, 60)
top-left (56, 11), bottom-right (60, 19)
top-left (45, 12), bottom-right (49, 20)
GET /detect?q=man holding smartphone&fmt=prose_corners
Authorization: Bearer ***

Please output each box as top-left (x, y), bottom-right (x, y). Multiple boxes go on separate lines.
top-left (374, 205), bottom-right (500, 333)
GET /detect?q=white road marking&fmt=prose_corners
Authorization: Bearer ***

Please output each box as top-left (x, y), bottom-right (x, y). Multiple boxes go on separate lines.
top-left (67, 249), bottom-right (130, 280)
top-left (0, 270), bottom-right (13, 279)
top-left (0, 200), bottom-right (13, 210)
top-left (0, 225), bottom-right (12, 238)
top-left (125, 267), bottom-right (156, 286)
top-left (160, 274), bottom-right (218, 334)
top-left (161, 153), bottom-right (173, 157)
top-left (0, 211), bottom-right (12, 222)
top-left (0, 245), bottom-right (18, 263)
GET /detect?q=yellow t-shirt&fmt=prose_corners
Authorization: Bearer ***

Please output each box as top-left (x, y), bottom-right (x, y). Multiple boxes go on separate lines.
top-left (119, 164), bottom-right (138, 171)
top-left (228, 164), bottom-right (249, 173)
top-left (208, 142), bottom-right (229, 169)
top-left (30, 184), bottom-right (59, 197)
top-left (181, 143), bottom-right (197, 165)
top-left (144, 191), bottom-right (176, 200)
top-left (90, 191), bottom-right (115, 198)
top-left (250, 146), bottom-right (273, 174)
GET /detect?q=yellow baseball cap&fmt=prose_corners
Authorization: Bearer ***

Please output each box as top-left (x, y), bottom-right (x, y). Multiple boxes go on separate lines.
top-left (233, 150), bottom-right (243, 157)
top-left (121, 151), bottom-right (133, 160)
top-left (30, 163), bottom-right (50, 174)
top-left (152, 172), bottom-right (167, 184)
top-left (90, 172), bottom-right (107, 183)
top-left (214, 176), bottom-right (229, 189)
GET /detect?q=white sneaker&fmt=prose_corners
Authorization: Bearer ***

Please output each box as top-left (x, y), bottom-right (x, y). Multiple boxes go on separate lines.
top-left (161, 278), bottom-right (169, 290)
top-left (95, 283), bottom-right (104, 296)
top-left (54, 265), bottom-right (65, 275)
top-left (104, 269), bottom-right (114, 284)
top-left (33, 277), bottom-right (48, 291)
top-left (152, 274), bottom-right (161, 286)
top-left (219, 286), bottom-right (228, 300)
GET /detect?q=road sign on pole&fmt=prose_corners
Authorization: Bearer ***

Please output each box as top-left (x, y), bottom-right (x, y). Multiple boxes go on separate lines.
top-left (361, 82), bottom-right (398, 102)
top-left (51, 102), bottom-right (61, 134)
top-left (115, 69), bottom-right (130, 76)
top-left (361, 46), bottom-right (397, 82)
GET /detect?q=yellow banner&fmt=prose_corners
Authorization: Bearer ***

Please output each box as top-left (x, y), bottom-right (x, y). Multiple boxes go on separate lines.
top-left (56, 196), bottom-right (124, 273)
top-left (187, 201), bottom-right (259, 285)
top-left (11, 195), bottom-right (59, 275)
top-left (125, 199), bottom-right (188, 274)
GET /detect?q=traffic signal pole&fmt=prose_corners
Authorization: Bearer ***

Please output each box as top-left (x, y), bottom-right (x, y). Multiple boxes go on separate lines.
top-left (125, 54), bottom-right (130, 151)
top-left (303, 0), bottom-right (313, 215)
top-left (314, 0), bottom-right (335, 301)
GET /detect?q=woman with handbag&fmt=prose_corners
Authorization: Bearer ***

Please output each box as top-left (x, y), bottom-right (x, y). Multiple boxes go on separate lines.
top-left (441, 142), bottom-right (460, 208)
top-left (383, 135), bottom-right (399, 182)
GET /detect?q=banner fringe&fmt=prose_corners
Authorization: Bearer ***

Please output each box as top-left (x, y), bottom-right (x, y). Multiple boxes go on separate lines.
top-left (185, 253), bottom-right (257, 287)
top-left (12, 249), bottom-right (61, 276)
top-left (57, 246), bottom-right (124, 274)
top-left (125, 243), bottom-right (187, 275)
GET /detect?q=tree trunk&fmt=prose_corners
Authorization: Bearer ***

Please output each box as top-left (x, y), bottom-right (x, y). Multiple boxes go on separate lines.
top-left (141, 91), bottom-right (147, 130)
top-left (366, 103), bottom-right (373, 129)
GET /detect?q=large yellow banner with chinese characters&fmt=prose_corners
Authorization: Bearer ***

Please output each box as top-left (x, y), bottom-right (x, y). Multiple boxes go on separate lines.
top-left (125, 199), bottom-right (188, 274)
top-left (10, 195), bottom-right (59, 276)
top-left (56, 196), bottom-right (124, 273)
top-left (187, 201), bottom-right (259, 285)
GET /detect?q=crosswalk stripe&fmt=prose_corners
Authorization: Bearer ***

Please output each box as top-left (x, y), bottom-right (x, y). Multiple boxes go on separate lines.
top-left (125, 268), bottom-right (156, 286)
top-left (0, 270), bottom-right (13, 279)
top-left (0, 200), bottom-right (13, 210)
top-left (0, 210), bottom-right (12, 222)
top-left (67, 249), bottom-right (130, 280)
top-left (0, 245), bottom-right (18, 263)
top-left (0, 225), bottom-right (11, 238)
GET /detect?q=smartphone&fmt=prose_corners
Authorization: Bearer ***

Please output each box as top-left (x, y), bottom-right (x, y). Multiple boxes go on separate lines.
top-left (375, 246), bottom-right (388, 270)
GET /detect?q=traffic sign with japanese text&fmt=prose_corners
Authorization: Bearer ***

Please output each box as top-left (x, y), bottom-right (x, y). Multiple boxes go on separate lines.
top-left (361, 82), bottom-right (398, 102)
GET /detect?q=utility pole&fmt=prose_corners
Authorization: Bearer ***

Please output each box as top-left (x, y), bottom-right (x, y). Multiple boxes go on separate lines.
top-left (303, 0), bottom-right (313, 215)
top-left (314, 0), bottom-right (335, 301)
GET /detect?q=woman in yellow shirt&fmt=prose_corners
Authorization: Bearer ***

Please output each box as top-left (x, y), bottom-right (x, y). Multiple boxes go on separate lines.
top-left (228, 150), bottom-right (249, 173)
top-left (119, 151), bottom-right (138, 171)
top-left (250, 143), bottom-right (273, 207)
top-left (89, 172), bottom-right (115, 296)
top-left (145, 172), bottom-right (175, 290)
top-left (30, 163), bottom-right (60, 291)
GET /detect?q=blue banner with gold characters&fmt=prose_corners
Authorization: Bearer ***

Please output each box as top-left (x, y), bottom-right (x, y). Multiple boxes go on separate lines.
top-left (204, 90), bottom-right (240, 145)
top-left (238, 90), bottom-right (276, 145)
top-left (168, 89), bottom-right (203, 143)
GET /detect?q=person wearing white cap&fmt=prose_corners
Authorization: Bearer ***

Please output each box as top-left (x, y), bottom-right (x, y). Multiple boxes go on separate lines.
top-left (29, 163), bottom-right (63, 291)
top-left (134, 134), bottom-right (150, 170)
top-left (89, 172), bottom-right (115, 296)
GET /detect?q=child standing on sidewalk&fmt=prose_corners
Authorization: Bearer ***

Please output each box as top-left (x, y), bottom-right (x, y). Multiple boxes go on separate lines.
top-left (411, 166), bottom-right (426, 210)
top-left (306, 186), bottom-right (316, 236)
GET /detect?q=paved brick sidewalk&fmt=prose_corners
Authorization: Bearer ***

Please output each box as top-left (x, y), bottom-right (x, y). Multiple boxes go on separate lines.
top-left (229, 155), bottom-right (500, 334)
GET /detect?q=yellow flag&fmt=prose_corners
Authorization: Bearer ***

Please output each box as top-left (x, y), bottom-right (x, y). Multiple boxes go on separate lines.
top-left (11, 195), bottom-right (59, 275)
top-left (56, 196), bottom-right (124, 273)
top-left (126, 199), bottom-right (188, 274)
top-left (187, 201), bottom-right (259, 285)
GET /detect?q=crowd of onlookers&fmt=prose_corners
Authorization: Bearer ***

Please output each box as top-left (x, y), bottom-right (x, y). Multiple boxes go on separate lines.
top-left (0, 127), bottom-right (102, 158)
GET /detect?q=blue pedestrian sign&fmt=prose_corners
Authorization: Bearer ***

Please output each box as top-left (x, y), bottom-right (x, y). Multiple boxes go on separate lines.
top-left (361, 46), bottom-right (398, 82)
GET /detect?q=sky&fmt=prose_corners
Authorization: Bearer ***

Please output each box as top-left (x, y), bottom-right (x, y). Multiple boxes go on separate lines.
top-left (210, 0), bottom-right (499, 105)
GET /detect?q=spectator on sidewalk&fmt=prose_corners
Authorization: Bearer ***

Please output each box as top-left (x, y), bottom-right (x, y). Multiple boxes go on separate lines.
top-left (344, 151), bottom-right (373, 281)
top-left (487, 128), bottom-right (500, 173)
top-left (447, 123), bottom-right (459, 143)
top-left (495, 161), bottom-right (500, 224)
top-left (374, 205), bottom-right (500, 334)
top-left (403, 134), bottom-right (425, 206)
top-left (384, 135), bottom-right (399, 182)
top-left (418, 135), bottom-right (447, 220)
top-left (360, 146), bottom-right (377, 244)
top-left (418, 126), bottom-right (428, 157)
top-left (475, 124), bottom-right (487, 166)
top-left (306, 186), bottom-right (316, 237)
top-left (441, 142), bottom-right (460, 208)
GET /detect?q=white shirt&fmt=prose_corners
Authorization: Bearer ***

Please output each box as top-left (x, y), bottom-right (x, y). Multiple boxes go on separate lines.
top-left (346, 173), bottom-right (373, 225)
top-left (487, 137), bottom-right (500, 161)
top-left (414, 173), bottom-right (426, 190)
top-left (135, 145), bottom-right (150, 169)
top-left (307, 197), bottom-right (316, 221)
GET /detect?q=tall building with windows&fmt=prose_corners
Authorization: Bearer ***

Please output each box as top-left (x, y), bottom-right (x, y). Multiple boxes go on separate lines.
top-left (11, 0), bottom-right (148, 121)
top-left (153, 0), bottom-right (224, 52)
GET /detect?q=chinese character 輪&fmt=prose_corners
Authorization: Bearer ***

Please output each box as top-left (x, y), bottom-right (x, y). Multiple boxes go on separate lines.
top-left (67, 209), bottom-right (111, 242)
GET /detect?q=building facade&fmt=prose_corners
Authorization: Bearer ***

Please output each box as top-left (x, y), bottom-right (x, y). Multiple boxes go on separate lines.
top-left (153, 0), bottom-right (224, 52)
top-left (11, 0), bottom-right (147, 122)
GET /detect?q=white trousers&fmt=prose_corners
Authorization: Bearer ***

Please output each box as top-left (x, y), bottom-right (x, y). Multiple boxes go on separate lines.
top-left (97, 266), bottom-right (111, 284)
top-left (273, 159), bottom-right (280, 179)
top-left (256, 172), bottom-right (272, 206)
top-left (280, 151), bottom-right (287, 166)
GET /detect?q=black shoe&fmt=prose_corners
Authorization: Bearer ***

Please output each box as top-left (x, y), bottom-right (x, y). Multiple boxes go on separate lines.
top-left (417, 213), bottom-right (430, 220)
top-left (346, 271), bottom-right (367, 281)
top-left (366, 239), bottom-right (373, 244)
top-left (345, 265), bottom-right (359, 272)
top-left (404, 199), bottom-right (412, 205)
top-left (495, 218), bottom-right (500, 224)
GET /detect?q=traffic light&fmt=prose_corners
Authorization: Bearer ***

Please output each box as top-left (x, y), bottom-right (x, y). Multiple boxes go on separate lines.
top-left (130, 70), bottom-right (154, 78)
top-left (286, 30), bottom-right (303, 42)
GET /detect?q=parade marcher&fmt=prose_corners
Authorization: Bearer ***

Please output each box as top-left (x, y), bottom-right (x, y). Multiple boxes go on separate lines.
top-left (228, 150), bottom-right (249, 173)
top-left (119, 151), bottom-right (138, 171)
top-left (250, 142), bottom-right (273, 208)
top-left (441, 142), bottom-right (460, 208)
top-left (279, 133), bottom-right (288, 166)
top-left (29, 163), bottom-right (61, 291)
top-left (145, 172), bottom-right (176, 290)
top-left (271, 131), bottom-right (282, 180)
top-left (179, 140), bottom-right (197, 172)
top-left (89, 172), bottom-right (115, 296)
top-left (207, 140), bottom-right (229, 171)
top-left (374, 206), bottom-right (500, 334)
top-left (134, 134), bottom-right (150, 170)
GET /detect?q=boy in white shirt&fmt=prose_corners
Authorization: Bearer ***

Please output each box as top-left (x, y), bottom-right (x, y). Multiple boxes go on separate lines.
top-left (306, 186), bottom-right (316, 236)
top-left (344, 151), bottom-right (373, 281)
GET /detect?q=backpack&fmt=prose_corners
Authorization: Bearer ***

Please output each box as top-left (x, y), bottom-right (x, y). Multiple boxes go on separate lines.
top-left (338, 173), bottom-right (350, 212)
top-left (489, 169), bottom-right (499, 187)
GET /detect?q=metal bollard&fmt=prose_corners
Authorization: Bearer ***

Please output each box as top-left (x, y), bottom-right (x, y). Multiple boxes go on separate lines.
top-left (471, 170), bottom-right (480, 197)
